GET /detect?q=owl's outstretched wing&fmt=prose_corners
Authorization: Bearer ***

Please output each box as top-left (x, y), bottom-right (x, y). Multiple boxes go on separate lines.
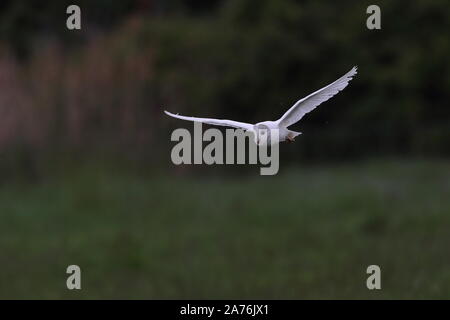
top-left (277, 66), bottom-right (357, 128)
top-left (164, 110), bottom-right (254, 131)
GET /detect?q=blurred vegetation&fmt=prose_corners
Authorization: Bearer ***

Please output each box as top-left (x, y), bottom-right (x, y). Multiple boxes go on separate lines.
top-left (0, 1), bottom-right (449, 299)
top-left (0, 159), bottom-right (449, 298)
top-left (0, 0), bottom-right (448, 174)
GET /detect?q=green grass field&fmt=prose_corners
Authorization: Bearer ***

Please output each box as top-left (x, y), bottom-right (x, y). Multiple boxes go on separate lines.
top-left (0, 159), bottom-right (449, 299)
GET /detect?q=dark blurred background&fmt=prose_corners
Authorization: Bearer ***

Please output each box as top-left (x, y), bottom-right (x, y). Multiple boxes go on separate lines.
top-left (0, 0), bottom-right (449, 299)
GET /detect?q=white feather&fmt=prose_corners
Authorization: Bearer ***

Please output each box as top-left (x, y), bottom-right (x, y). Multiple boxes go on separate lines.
top-left (277, 66), bottom-right (357, 127)
top-left (164, 110), bottom-right (254, 131)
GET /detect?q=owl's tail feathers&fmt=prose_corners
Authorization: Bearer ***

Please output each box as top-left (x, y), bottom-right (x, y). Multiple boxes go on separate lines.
top-left (286, 130), bottom-right (302, 142)
top-left (288, 130), bottom-right (302, 138)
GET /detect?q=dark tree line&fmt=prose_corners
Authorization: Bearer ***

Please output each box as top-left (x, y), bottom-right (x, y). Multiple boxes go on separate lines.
top-left (0, 0), bottom-right (448, 167)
